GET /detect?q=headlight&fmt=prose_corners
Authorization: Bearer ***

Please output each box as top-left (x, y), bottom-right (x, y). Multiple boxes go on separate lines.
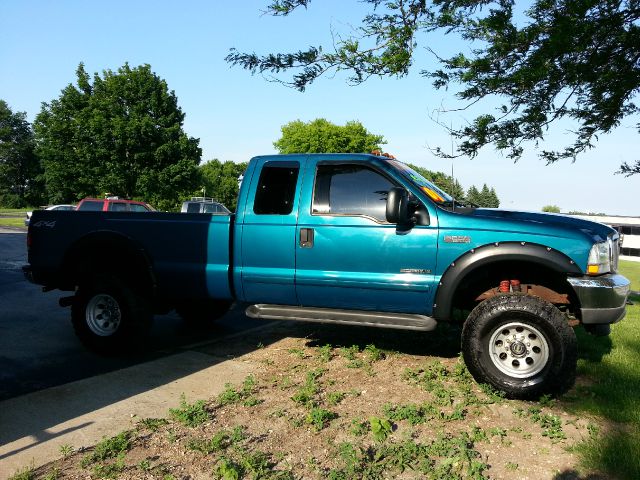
top-left (587, 241), bottom-right (611, 275)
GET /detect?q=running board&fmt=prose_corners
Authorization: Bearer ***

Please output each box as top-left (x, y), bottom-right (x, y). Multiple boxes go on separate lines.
top-left (245, 304), bottom-right (437, 331)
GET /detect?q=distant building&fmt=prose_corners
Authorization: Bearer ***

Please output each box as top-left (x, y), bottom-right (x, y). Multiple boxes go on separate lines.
top-left (569, 214), bottom-right (640, 258)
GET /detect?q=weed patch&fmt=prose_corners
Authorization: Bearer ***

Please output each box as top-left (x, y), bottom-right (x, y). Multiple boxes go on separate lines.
top-left (305, 407), bottom-right (337, 431)
top-left (169, 394), bottom-right (210, 427)
top-left (328, 431), bottom-right (488, 480)
top-left (81, 431), bottom-right (132, 467)
top-left (187, 426), bottom-right (246, 454)
top-left (138, 417), bottom-right (169, 432)
top-left (8, 466), bottom-right (35, 480)
top-left (218, 375), bottom-right (260, 407)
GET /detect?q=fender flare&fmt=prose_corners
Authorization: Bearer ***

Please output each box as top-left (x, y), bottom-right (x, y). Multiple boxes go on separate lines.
top-left (61, 230), bottom-right (157, 294)
top-left (433, 241), bottom-right (583, 321)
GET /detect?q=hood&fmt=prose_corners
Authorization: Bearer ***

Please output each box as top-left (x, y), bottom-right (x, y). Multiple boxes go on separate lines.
top-left (461, 208), bottom-right (615, 242)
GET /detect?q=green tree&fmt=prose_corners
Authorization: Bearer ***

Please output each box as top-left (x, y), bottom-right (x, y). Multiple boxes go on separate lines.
top-left (0, 100), bottom-right (43, 207)
top-left (227, 1), bottom-right (640, 175)
top-left (34, 63), bottom-right (201, 210)
top-left (273, 118), bottom-right (500, 206)
top-left (198, 159), bottom-right (248, 211)
top-left (487, 187), bottom-right (500, 208)
top-left (466, 185), bottom-right (481, 207)
top-left (274, 118), bottom-right (385, 154)
top-left (542, 205), bottom-right (561, 213)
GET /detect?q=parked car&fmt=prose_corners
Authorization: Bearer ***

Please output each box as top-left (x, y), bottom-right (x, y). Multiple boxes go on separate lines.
top-left (25, 204), bottom-right (75, 226)
top-left (181, 197), bottom-right (230, 214)
top-left (24, 153), bottom-right (630, 399)
top-left (76, 197), bottom-right (154, 212)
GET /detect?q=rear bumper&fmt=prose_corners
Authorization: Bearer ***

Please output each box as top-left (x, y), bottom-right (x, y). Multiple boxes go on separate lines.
top-left (22, 264), bottom-right (57, 287)
top-left (567, 273), bottom-right (631, 325)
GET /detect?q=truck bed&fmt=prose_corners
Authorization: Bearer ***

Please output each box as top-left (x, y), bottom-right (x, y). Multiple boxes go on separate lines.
top-left (26, 210), bottom-right (233, 303)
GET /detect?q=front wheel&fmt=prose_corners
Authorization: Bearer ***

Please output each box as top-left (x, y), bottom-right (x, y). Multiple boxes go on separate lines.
top-left (462, 294), bottom-right (577, 399)
top-left (71, 275), bottom-right (152, 353)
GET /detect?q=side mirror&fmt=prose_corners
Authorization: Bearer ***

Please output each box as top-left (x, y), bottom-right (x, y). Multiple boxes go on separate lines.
top-left (386, 187), bottom-right (402, 223)
top-left (386, 187), bottom-right (410, 224)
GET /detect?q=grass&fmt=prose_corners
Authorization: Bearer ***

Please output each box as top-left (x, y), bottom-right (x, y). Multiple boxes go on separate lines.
top-left (619, 259), bottom-right (640, 291)
top-left (0, 216), bottom-right (26, 228)
top-left (563, 260), bottom-right (640, 479)
top-left (0, 208), bottom-right (31, 214)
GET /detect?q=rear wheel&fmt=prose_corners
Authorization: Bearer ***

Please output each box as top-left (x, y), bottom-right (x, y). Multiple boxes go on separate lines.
top-left (462, 294), bottom-right (577, 399)
top-left (71, 275), bottom-right (152, 353)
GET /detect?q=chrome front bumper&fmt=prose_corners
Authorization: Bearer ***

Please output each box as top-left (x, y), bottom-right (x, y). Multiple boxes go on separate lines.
top-left (567, 273), bottom-right (631, 325)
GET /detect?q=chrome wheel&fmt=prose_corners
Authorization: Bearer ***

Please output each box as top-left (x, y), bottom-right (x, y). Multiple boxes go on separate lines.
top-left (488, 321), bottom-right (549, 378)
top-left (86, 294), bottom-right (122, 336)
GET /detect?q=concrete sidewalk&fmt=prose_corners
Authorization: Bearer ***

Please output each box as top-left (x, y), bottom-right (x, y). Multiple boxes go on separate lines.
top-left (0, 350), bottom-right (256, 476)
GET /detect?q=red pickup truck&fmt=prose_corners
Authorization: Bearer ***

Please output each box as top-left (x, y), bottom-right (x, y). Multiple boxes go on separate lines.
top-left (76, 197), bottom-right (154, 212)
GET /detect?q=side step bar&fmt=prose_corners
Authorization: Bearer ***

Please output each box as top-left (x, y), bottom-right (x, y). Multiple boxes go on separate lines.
top-left (245, 304), bottom-right (437, 332)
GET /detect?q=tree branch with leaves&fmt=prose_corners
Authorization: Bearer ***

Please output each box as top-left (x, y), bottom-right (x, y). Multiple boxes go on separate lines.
top-left (227, 0), bottom-right (640, 174)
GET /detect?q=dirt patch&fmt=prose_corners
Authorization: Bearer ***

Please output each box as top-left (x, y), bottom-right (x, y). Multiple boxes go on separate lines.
top-left (26, 322), bottom-right (605, 480)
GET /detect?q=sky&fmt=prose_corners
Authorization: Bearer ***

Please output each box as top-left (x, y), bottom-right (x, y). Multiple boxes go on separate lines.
top-left (1, 0), bottom-right (638, 216)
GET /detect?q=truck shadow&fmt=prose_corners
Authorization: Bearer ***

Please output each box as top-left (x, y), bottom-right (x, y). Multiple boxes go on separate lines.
top-left (300, 321), bottom-right (462, 359)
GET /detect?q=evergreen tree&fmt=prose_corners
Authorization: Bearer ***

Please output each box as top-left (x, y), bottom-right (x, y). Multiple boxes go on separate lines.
top-left (466, 186), bottom-right (481, 206)
top-left (488, 187), bottom-right (500, 208)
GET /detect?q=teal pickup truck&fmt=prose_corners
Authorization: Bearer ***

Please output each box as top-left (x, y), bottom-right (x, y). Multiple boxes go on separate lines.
top-left (24, 153), bottom-right (630, 398)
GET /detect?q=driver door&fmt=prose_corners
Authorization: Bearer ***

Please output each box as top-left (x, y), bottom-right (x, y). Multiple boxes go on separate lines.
top-left (295, 161), bottom-right (438, 314)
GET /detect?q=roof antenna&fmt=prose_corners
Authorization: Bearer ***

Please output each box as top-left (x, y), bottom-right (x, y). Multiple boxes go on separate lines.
top-left (450, 121), bottom-right (456, 211)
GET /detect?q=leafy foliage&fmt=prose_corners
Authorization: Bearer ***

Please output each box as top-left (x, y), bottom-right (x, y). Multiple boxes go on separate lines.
top-left (227, 1), bottom-right (640, 174)
top-left (272, 118), bottom-right (500, 205)
top-left (198, 159), bottom-right (247, 211)
top-left (0, 100), bottom-right (43, 207)
top-left (369, 416), bottom-right (392, 442)
top-left (542, 205), bottom-right (561, 213)
top-left (34, 63), bottom-right (201, 210)
top-left (274, 118), bottom-right (385, 154)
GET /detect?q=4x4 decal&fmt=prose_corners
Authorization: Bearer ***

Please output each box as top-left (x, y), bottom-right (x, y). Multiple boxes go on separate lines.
top-left (32, 220), bottom-right (57, 228)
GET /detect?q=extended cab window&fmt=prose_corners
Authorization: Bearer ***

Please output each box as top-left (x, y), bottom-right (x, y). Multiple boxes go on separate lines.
top-left (253, 162), bottom-right (300, 215)
top-left (313, 164), bottom-right (394, 222)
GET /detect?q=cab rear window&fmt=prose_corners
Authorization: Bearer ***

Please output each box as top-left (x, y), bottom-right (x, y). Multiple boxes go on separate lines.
top-left (77, 201), bottom-right (103, 211)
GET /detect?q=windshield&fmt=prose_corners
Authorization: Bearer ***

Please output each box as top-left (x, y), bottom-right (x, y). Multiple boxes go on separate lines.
top-left (387, 160), bottom-right (454, 205)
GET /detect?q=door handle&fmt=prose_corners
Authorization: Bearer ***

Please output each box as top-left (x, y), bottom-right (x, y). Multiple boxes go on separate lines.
top-left (300, 228), bottom-right (314, 248)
